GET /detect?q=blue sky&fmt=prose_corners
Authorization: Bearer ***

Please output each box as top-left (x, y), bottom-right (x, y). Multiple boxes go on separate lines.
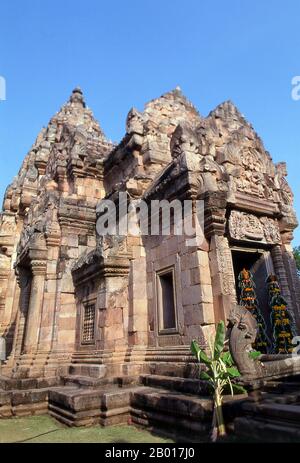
top-left (0, 0), bottom-right (299, 244)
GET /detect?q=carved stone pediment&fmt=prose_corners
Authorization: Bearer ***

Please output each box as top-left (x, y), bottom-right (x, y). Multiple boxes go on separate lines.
top-left (229, 210), bottom-right (281, 244)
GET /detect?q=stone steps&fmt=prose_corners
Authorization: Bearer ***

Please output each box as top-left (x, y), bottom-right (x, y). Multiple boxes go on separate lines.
top-left (241, 400), bottom-right (300, 422)
top-left (0, 367), bottom-right (248, 441)
top-left (130, 375), bottom-right (248, 441)
top-left (63, 373), bottom-right (140, 389)
top-left (147, 362), bottom-right (199, 379)
top-left (61, 375), bottom-right (113, 389)
top-left (140, 374), bottom-right (210, 395)
top-left (68, 364), bottom-right (107, 378)
top-left (234, 415), bottom-right (300, 442)
top-left (0, 375), bottom-right (60, 391)
top-left (0, 386), bottom-right (62, 418)
top-left (130, 386), bottom-right (213, 441)
top-left (262, 381), bottom-right (300, 395)
top-left (47, 370), bottom-right (218, 434)
top-left (233, 386), bottom-right (300, 442)
top-left (48, 385), bottom-right (137, 427)
top-left (262, 391), bottom-right (300, 404)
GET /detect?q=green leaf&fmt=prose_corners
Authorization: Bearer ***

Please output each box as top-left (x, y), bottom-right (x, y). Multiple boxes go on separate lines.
top-left (232, 383), bottom-right (247, 395)
top-left (214, 320), bottom-right (226, 360)
top-left (191, 340), bottom-right (211, 365)
top-left (199, 349), bottom-right (212, 365)
top-left (226, 367), bottom-right (241, 378)
top-left (248, 350), bottom-right (261, 360)
top-left (228, 377), bottom-right (234, 396)
top-left (221, 351), bottom-right (233, 366)
top-left (200, 371), bottom-right (211, 381)
top-left (190, 340), bottom-right (201, 361)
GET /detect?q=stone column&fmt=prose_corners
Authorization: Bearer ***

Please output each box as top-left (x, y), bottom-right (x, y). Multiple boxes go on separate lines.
top-left (209, 235), bottom-right (237, 322)
top-left (271, 245), bottom-right (298, 332)
top-left (37, 229), bottom-right (61, 352)
top-left (282, 245), bottom-right (300, 330)
top-left (202, 191), bottom-right (236, 322)
top-left (0, 266), bottom-right (10, 329)
top-left (271, 245), bottom-right (293, 305)
top-left (23, 260), bottom-right (46, 353)
top-left (10, 267), bottom-right (31, 358)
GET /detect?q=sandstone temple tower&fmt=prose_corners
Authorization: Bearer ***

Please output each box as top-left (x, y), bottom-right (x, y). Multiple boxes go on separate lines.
top-left (0, 87), bottom-right (299, 382)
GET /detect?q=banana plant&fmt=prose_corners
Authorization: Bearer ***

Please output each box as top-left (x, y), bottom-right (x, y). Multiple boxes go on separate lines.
top-left (191, 320), bottom-right (246, 441)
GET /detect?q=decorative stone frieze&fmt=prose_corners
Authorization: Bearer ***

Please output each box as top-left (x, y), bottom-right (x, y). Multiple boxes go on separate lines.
top-left (229, 211), bottom-right (281, 244)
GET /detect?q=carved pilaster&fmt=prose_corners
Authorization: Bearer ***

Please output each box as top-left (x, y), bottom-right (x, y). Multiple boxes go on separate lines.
top-left (271, 245), bottom-right (298, 333)
top-left (0, 265), bottom-right (10, 324)
top-left (10, 267), bottom-right (32, 356)
top-left (281, 243), bottom-right (300, 332)
top-left (56, 164), bottom-right (69, 193)
top-left (203, 191), bottom-right (227, 238)
top-left (23, 260), bottom-right (46, 353)
top-left (209, 235), bottom-right (236, 322)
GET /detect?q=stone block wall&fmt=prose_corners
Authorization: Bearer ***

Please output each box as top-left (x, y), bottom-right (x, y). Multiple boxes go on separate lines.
top-left (144, 231), bottom-right (216, 349)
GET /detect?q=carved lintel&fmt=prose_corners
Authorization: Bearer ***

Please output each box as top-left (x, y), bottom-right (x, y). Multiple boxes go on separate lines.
top-left (229, 211), bottom-right (281, 244)
top-left (72, 249), bottom-right (130, 286)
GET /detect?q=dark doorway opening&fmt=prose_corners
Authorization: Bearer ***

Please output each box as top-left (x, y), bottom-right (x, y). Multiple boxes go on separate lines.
top-left (231, 249), bottom-right (272, 341)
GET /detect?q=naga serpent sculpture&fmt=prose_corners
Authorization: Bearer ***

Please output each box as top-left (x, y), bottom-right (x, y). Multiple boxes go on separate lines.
top-left (227, 305), bottom-right (300, 387)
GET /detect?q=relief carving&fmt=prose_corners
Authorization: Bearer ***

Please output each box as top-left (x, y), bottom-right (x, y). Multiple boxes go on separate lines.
top-left (229, 211), bottom-right (281, 244)
top-left (215, 236), bottom-right (236, 296)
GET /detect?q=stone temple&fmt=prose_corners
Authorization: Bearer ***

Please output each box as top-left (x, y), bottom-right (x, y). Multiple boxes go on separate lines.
top-left (0, 87), bottom-right (299, 436)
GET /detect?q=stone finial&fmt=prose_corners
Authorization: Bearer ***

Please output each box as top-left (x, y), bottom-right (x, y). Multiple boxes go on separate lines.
top-left (69, 87), bottom-right (86, 108)
top-left (169, 86), bottom-right (183, 98)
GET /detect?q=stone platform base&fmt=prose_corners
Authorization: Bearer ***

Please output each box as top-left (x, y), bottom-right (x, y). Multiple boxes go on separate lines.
top-left (4, 368), bottom-right (300, 442)
top-left (48, 386), bottom-right (134, 427)
top-left (0, 375), bottom-right (61, 418)
top-left (0, 365), bottom-right (247, 442)
top-left (0, 386), bottom-right (57, 419)
top-left (3, 351), bottom-right (300, 441)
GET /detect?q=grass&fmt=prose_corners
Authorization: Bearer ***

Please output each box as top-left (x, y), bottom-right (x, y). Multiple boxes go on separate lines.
top-left (0, 415), bottom-right (174, 443)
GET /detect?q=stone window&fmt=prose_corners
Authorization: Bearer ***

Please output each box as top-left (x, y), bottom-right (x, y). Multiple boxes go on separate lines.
top-left (157, 268), bottom-right (177, 333)
top-left (81, 303), bottom-right (96, 344)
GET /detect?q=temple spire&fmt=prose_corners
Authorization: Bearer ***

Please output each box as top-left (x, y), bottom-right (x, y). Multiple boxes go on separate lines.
top-left (69, 87), bottom-right (86, 108)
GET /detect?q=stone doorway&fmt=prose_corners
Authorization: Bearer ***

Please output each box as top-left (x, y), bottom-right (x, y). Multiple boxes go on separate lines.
top-left (231, 248), bottom-right (274, 340)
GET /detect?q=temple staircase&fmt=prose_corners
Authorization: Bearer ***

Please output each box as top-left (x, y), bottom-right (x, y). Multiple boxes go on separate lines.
top-left (47, 364), bottom-right (140, 427)
top-left (233, 377), bottom-right (300, 442)
top-left (45, 366), bottom-right (246, 441)
top-left (4, 367), bottom-right (300, 442)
